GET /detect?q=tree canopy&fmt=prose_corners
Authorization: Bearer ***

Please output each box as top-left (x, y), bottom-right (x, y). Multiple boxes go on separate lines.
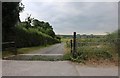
top-left (2, 2), bottom-right (24, 42)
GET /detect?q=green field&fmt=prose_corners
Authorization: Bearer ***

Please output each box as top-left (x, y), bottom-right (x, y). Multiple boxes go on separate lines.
top-left (64, 36), bottom-right (118, 65)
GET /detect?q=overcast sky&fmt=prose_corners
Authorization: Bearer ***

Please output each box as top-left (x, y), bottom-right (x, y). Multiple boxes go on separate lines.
top-left (20, 0), bottom-right (118, 35)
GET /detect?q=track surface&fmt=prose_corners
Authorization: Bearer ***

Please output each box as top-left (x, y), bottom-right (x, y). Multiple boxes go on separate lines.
top-left (2, 60), bottom-right (118, 76)
top-left (2, 43), bottom-right (118, 76)
top-left (28, 43), bottom-right (65, 54)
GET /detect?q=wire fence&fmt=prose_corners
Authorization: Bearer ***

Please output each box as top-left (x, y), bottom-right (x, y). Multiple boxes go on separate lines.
top-left (68, 32), bottom-right (118, 59)
top-left (2, 42), bottom-right (17, 55)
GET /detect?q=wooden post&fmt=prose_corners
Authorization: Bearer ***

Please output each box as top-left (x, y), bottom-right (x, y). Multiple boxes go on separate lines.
top-left (73, 32), bottom-right (77, 58)
top-left (70, 40), bottom-right (72, 53)
top-left (45, 40), bottom-right (47, 47)
top-left (14, 42), bottom-right (17, 55)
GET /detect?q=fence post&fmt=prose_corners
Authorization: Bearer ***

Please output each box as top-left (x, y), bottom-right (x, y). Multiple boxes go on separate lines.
top-left (73, 32), bottom-right (77, 58)
top-left (45, 39), bottom-right (47, 47)
top-left (14, 42), bottom-right (17, 55)
top-left (70, 40), bottom-right (72, 53)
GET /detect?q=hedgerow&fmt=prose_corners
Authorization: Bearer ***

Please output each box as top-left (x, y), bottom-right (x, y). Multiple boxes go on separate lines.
top-left (14, 24), bottom-right (60, 48)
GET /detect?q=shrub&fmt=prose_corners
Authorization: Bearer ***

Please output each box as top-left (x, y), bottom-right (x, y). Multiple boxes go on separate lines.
top-left (14, 25), bottom-right (60, 48)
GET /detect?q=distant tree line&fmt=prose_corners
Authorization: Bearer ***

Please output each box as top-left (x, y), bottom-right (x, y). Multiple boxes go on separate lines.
top-left (2, 2), bottom-right (61, 48)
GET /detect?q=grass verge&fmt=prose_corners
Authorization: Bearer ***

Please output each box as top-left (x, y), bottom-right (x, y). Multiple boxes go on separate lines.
top-left (2, 45), bottom-right (51, 58)
top-left (63, 40), bottom-right (118, 66)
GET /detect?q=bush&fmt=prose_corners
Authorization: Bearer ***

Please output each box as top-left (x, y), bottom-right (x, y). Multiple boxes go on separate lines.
top-left (14, 25), bottom-right (60, 48)
top-left (76, 45), bottom-right (113, 62)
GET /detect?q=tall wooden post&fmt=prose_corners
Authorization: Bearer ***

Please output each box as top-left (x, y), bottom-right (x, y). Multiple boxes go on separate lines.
top-left (70, 40), bottom-right (72, 53)
top-left (45, 39), bottom-right (47, 47)
top-left (14, 42), bottom-right (17, 55)
top-left (73, 32), bottom-right (77, 57)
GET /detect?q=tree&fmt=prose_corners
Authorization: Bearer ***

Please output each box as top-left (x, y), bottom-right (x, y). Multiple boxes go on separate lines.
top-left (46, 29), bottom-right (55, 38)
top-left (31, 19), bottom-right (56, 38)
top-left (43, 22), bottom-right (52, 30)
top-left (32, 19), bottom-right (44, 28)
top-left (2, 2), bottom-right (24, 42)
top-left (24, 14), bottom-right (34, 29)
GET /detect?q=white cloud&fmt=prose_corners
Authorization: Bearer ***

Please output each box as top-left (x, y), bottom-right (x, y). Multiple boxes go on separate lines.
top-left (20, 1), bottom-right (118, 35)
top-left (20, 0), bottom-right (119, 2)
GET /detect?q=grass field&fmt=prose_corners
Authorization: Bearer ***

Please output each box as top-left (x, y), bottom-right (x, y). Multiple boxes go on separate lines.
top-left (64, 37), bottom-right (118, 65)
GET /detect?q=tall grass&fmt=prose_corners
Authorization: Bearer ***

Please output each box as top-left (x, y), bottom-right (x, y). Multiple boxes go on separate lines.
top-left (65, 37), bottom-right (118, 64)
